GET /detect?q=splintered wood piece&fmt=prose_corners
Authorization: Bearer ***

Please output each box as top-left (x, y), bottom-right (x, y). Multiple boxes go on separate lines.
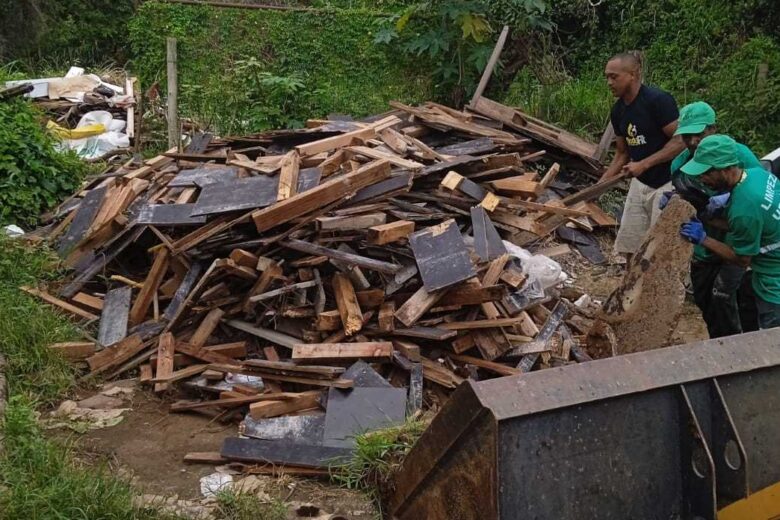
top-left (171, 393), bottom-right (299, 412)
top-left (419, 357), bottom-right (464, 389)
top-left (490, 177), bottom-right (542, 197)
top-left (248, 391), bottom-right (323, 419)
top-left (471, 206), bottom-right (506, 262)
top-left (316, 310), bottom-right (343, 331)
top-left (49, 342), bottom-right (96, 361)
top-left (538, 162), bottom-right (560, 190)
top-left (473, 329), bottom-right (510, 360)
top-left (356, 289), bottom-right (385, 309)
top-left (139, 363), bottom-right (153, 383)
top-left (244, 261), bottom-right (283, 312)
top-left (378, 301), bottom-right (396, 332)
top-left (154, 332), bottom-right (175, 392)
top-left (225, 320), bottom-right (299, 349)
top-left (21, 286), bottom-right (99, 321)
top-left (394, 286), bottom-right (445, 328)
top-left (292, 342), bottom-right (393, 362)
top-left (316, 213), bottom-right (386, 231)
top-left (175, 341), bottom-right (242, 366)
top-left (72, 292), bottom-right (104, 311)
top-left (448, 353), bottom-right (520, 377)
top-left (482, 254), bottom-right (510, 286)
top-left (348, 145), bottom-right (423, 170)
top-left (183, 452), bottom-right (228, 464)
top-left (295, 127), bottom-right (376, 156)
top-left (277, 150), bottom-right (300, 201)
top-left (86, 334), bottom-right (144, 374)
top-left (367, 220), bottom-right (415, 245)
top-left (151, 364), bottom-right (208, 383)
top-left (281, 239), bottom-right (401, 274)
top-left (332, 273), bottom-right (362, 336)
top-left (409, 219), bottom-right (475, 291)
top-left (509, 302), bottom-right (567, 359)
top-left (229, 249), bottom-right (259, 268)
top-left (98, 286), bottom-right (132, 347)
top-left (451, 334), bottom-right (476, 354)
top-left (443, 284), bottom-right (507, 305)
top-left (583, 201), bottom-right (618, 227)
top-left (189, 308), bottom-right (225, 348)
top-left (480, 192), bottom-right (501, 212)
top-left (129, 248), bottom-right (170, 325)
top-left (439, 317), bottom-right (530, 330)
top-left (252, 159), bottom-right (391, 233)
top-left (499, 267), bottom-right (527, 288)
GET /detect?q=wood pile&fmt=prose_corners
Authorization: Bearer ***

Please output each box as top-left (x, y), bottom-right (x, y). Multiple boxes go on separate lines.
top-left (27, 96), bottom-right (621, 472)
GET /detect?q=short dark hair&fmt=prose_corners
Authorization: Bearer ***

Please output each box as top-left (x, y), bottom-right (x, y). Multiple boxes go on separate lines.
top-left (609, 51), bottom-right (642, 73)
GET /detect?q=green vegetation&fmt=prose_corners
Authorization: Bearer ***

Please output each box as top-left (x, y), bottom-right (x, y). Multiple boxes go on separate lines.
top-left (129, 2), bottom-right (431, 137)
top-left (214, 490), bottom-right (288, 520)
top-left (0, 97), bottom-right (86, 227)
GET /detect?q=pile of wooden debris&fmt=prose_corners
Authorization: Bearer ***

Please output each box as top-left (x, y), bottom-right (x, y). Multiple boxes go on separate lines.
top-left (28, 95), bottom-right (622, 473)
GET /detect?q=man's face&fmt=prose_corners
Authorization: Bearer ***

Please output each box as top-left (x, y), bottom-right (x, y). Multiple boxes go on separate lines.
top-left (700, 168), bottom-right (732, 193)
top-left (682, 126), bottom-right (717, 154)
top-left (605, 59), bottom-right (636, 98)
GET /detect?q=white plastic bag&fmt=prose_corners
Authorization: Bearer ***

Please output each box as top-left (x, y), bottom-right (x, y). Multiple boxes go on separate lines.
top-left (503, 240), bottom-right (566, 289)
top-left (57, 111), bottom-right (129, 159)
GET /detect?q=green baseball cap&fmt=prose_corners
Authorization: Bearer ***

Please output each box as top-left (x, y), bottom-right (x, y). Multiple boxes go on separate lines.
top-left (680, 134), bottom-right (739, 176)
top-left (674, 101), bottom-right (717, 135)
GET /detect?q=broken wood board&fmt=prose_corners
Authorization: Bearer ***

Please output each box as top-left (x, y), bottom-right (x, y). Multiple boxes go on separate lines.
top-left (409, 219), bottom-right (475, 291)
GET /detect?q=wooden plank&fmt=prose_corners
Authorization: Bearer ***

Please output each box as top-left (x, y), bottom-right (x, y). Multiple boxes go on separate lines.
top-left (469, 25), bottom-right (510, 106)
top-left (183, 452), bottom-right (228, 464)
top-left (248, 280), bottom-right (317, 302)
top-left (136, 203), bottom-right (207, 226)
top-left (252, 159), bottom-right (391, 233)
top-left (347, 145), bottom-right (423, 171)
top-left (21, 286), bottom-right (99, 321)
top-left (367, 220), bottom-right (415, 245)
top-left (139, 363), bottom-right (153, 383)
top-left (378, 301), bottom-right (395, 332)
top-left (407, 362), bottom-right (423, 415)
top-left (171, 392), bottom-right (300, 412)
top-left (394, 286), bottom-right (444, 327)
top-left (129, 248), bottom-right (169, 325)
top-left (225, 319), bottom-right (298, 349)
top-left (471, 206), bottom-right (506, 263)
top-left (49, 342), bottom-right (96, 361)
top-left (316, 213), bottom-right (386, 231)
top-left (503, 198), bottom-right (589, 218)
top-left (243, 261), bottom-right (282, 312)
top-left (277, 150), bottom-right (300, 201)
top-left (154, 332), bottom-right (175, 392)
top-left (490, 177), bottom-right (542, 197)
top-left (356, 289), bottom-right (385, 309)
top-left (162, 261), bottom-right (204, 321)
top-left (295, 126), bottom-right (376, 156)
top-left (242, 359), bottom-right (344, 378)
top-left (229, 248), bottom-right (259, 268)
top-left (291, 342), bottom-right (393, 362)
top-left (86, 333), bottom-right (145, 374)
top-left (332, 273), bottom-right (363, 336)
top-left (448, 353), bottom-right (520, 377)
top-left (316, 310), bottom-right (342, 331)
top-left (409, 220), bottom-right (475, 292)
top-left (443, 284), bottom-right (507, 305)
top-left (281, 238), bottom-right (401, 274)
top-left (583, 202), bottom-right (618, 227)
top-left (388, 327), bottom-right (457, 341)
top-left (57, 186), bottom-right (107, 257)
top-left (419, 357), bottom-right (464, 389)
top-left (508, 302), bottom-right (567, 359)
top-left (188, 308), bottom-right (225, 348)
top-left (538, 162), bottom-right (561, 191)
top-left (221, 438), bottom-right (352, 468)
top-left (151, 364), bottom-right (208, 383)
top-left (97, 286), bottom-right (132, 347)
top-left (439, 317), bottom-right (530, 330)
top-left (499, 267), bottom-right (527, 288)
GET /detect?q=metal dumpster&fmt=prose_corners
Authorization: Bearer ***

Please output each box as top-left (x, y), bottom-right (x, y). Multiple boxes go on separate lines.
top-left (391, 329), bottom-right (780, 520)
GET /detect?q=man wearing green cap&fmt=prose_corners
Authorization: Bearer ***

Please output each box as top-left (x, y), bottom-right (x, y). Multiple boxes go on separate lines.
top-left (667, 102), bottom-right (762, 337)
top-left (679, 134), bottom-right (780, 329)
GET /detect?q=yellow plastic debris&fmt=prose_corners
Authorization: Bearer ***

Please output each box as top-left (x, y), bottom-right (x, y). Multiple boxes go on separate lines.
top-left (47, 120), bottom-right (106, 140)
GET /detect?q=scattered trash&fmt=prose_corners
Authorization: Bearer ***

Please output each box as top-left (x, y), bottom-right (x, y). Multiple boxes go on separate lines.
top-left (199, 472), bottom-right (234, 498)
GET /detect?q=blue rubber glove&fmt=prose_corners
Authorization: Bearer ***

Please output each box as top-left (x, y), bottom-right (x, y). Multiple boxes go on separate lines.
top-left (704, 192), bottom-right (731, 218)
top-left (680, 217), bottom-right (707, 245)
top-left (658, 190), bottom-right (675, 210)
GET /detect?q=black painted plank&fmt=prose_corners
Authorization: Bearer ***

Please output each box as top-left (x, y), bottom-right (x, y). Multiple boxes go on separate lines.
top-left (323, 387), bottom-right (406, 448)
top-left (385, 326), bottom-right (457, 341)
top-left (57, 186), bottom-right (107, 257)
top-left (185, 132), bottom-right (213, 154)
top-left (350, 172), bottom-right (413, 204)
top-left (419, 155), bottom-right (477, 178)
top-left (162, 261), bottom-right (204, 321)
top-left (168, 166), bottom-right (238, 188)
top-left (409, 219), bottom-right (475, 291)
top-left (97, 286), bottom-right (132, 347)
top-left (220, 437), bottom-right (352, 468)
top-left (458, 177), bottom-right (488, 201)
top-left (436, 137), bottom-right (496, 156)
top-left (471, 206), bottom-right (506, 262)
top-left (242, 414), bottom-right (325, 444)
top-left (407, 362), bottom-right (423, 416)
top-left (342, 360), bottom-right (392, 388)
top-left (136, 204), bottom-right (207, 226)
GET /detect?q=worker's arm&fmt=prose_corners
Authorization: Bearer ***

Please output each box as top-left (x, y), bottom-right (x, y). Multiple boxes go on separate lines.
top-left (701, 236), bottom-right (753, 268)
top-left (600, 136), bottom-right (629, 182)
top-left (623, 121), bottom-right (686, 177)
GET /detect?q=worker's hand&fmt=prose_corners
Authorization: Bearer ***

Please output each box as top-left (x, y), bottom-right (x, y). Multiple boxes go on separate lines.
top-left (658, 190), bottom-right (676, 210)
top-left (622, 161), bottom-right (647, 178)
top-left (680, 217), bottom-right (707, 245)
top-left (704, 192), bottom-right (731, 218)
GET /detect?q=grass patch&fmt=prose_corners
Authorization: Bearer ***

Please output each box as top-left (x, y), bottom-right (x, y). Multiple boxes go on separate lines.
top-left (214, 490), bottom-right (287, 520)
top-left (0, 236), bottom-right (179, 519)
top-left (333, 418), bottom-right (427, 515)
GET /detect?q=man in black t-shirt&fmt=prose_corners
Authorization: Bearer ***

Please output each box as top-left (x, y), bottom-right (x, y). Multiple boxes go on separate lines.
top-left (602, 53), bottom-right (685, 263)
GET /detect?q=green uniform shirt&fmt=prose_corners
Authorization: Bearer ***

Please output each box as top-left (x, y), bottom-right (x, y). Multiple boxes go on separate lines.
top-left (671, 143), bottom-right (762, 261)
top-left (725, 167), bottom-right (780, 304)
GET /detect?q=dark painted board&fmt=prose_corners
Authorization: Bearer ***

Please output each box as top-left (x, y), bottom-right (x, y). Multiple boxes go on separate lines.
top-left (350, 172), bottom-right (413, 205)
top-left (221, 437), bottom-right (352, 468)
top-left (162, 261), bottom-right (204, 321)
top-left (97, 286), bottom-right (132, 347)
top-left (556, 226), bottom-right (606, 264)
top-left (471, 206), bottom-right (506, 262)
top-left (419, 155), bottom-right (477, 178)
top-left (409, 220), bottom-right (475, 291)
top-left (128, 319), bottom-right (166, 341)
top-left (388, 327), bottom-right (457, 341)
top-left (323, 387), bottom-right (407, 448)
top-left (136, 204), bottom-right (208, 226)
top-left (343, 360), bottom-right (393, 388)
top-left (436, 138), bottom-right (496, 156)
top-left (407, 363), bottom-right (423, 416)
top-left (242, 414), bottom-right (325, 444)
top-left (185, 132), bottom-right (213, 154)
top-left (502, 279), bottom-right (548, 316)
top-left (508, 302), bottom-right (567, 359)
top-left (57, 186), bottom-right (107, 257)
top-left (168, 166), bottom-right (238, 187)
top-left (458, 177), bottom-right (488, 201)
top-left (191, 168), bottom-right (321, 216)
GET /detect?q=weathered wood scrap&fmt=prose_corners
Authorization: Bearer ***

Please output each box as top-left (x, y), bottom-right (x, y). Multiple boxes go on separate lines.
top-left (470, 206), bottom-right (506, 262)
top-left (97, 286), bottom-right (132, 347)
top-left (409, 219), bottom-right (475, 292)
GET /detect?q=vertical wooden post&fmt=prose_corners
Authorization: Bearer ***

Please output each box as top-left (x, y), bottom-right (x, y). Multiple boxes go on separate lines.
top-left (166, 37), bottom-right (179, 150)
top-left (469, 25), bottom-right (510, 108)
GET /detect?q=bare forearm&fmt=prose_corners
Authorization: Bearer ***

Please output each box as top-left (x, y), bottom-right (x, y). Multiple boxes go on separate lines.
top-left (641, 136), bottom-right (685, 170)
top-left (602, 149), bottom-right (629, 180)
top-left (701, 237), bottom-right (751, 267)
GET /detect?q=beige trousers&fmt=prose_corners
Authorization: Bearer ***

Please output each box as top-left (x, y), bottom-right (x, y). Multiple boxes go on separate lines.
top-left (614, 178), bottom-right (673, 254)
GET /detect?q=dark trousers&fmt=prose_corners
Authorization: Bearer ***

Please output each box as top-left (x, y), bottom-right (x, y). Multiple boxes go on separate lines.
top-left (690, 261), bottom-right (758, 338)
top-left (755, 295), bottom-right (780, 329)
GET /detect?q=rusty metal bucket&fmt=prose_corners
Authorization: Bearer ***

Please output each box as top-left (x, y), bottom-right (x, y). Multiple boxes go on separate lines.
top-left (391, 329), bottom-right (780, 520)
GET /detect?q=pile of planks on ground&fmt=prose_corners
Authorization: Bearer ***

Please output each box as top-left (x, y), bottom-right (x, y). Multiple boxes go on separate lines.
top-left (30, 96), bottom-right (619, 472)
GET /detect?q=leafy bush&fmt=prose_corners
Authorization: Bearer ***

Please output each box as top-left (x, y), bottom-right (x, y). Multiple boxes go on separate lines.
top-left (0, 99), bottom-right (85, 227)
